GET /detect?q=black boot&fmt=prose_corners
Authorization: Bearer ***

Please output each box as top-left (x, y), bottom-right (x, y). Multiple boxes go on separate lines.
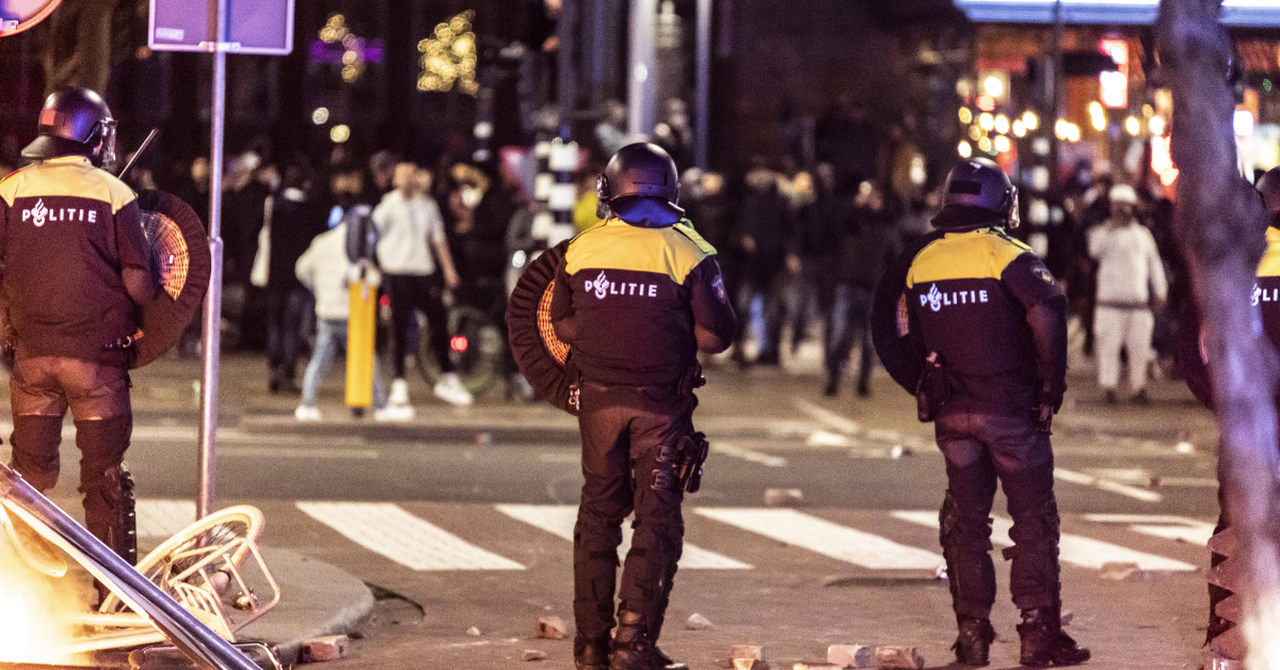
top-left (574, 636), bottom-right (610, 670)
top-left (952, 616), bottom-right (995, 666)
top-left (653, 647), bottom-right (688, 670)
top-left (1017, 608), bottom-right (1090, 666)
top-left (610, 610), bottom-right (654, 670)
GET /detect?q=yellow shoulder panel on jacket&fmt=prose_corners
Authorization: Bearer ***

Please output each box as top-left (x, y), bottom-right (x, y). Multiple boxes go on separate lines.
top-left (1258, 227), bottom-right (1280, 277)
top-left (673, 221), bottom-right (718, 255)
top-left (6, 158), bottom-right (137, 213)
top-left (566, 219), bottom-right (711, 283)
top-left (907, 228), bottom-right (1029, 287)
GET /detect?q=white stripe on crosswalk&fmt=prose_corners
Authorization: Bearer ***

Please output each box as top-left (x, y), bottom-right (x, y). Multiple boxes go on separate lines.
top-left (296, 502), bottom-right (524, 571)
top-left (1054, 467), bottom-right (1163, 502)
top-left (136, 499), bottom-right (197, 539)
top-left (1082, 513), bottom-right (1215, 546)
top-left (890, 510), bottom-right (1197, 571)
top-left (495, 504), bottom-right (751, 570)
top-left (696, 508), bottom-right (943, 570)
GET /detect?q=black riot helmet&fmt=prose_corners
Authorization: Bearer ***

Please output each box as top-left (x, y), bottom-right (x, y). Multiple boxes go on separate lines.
top-left (936, 157), bottom-right (1019, 230)
top-left (21, 87), bottom-right (118, 168)
top-left (597, 142), bottom-right (684, 225)
top-left (1257, 166), bottom-right (1280, 216)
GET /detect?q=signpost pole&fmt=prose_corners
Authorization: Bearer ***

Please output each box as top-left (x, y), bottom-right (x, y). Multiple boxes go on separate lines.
top-left (197, 0), bottom-right (227, 520)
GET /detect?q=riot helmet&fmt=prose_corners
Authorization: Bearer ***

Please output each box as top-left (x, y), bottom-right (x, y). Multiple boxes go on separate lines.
top-left (1257, 166), bottom-right (1280, 215)
top-left (597, 142), bottom-right (684, 225)
top-left (21, 87), bottom-right (118, 167)
top-left (935, 158), bottom-right (1019, 230)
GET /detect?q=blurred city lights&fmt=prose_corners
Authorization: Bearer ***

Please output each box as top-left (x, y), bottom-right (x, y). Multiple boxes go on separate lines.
top-left (311, 107), bottom-right (329, 125)
top-left (418, 10), bottom-right (478, 95)
top-left (994, 135), bottom-right (1012, 153)
top-left (1142, 104), bottom-right (1155, 118)
top-left (1090, 114), bottom-right (1106, 132)
top-left (976, 95), bottom-right (995, 113)
top-left (330, 124), bottom-right (351, 143)
top-left (1124, 116), bottom-right (1141, 136)
top-left (1148, 115), bottom-right (1167, 136)
top-left (979, 112), bottom-right (995, 131)
top-left (968, 125), bottom-right (983, 141)
top-left (1087, 101), bottom-right (1104, 117)
top-left (994, 114), bottom-right (1010, 135)
top-left (319, 14), bottom-right (367, 83)
top-left (1235, 109), bottom-right (1255, 136)
top-left (1054, 119), bottom-right (1081, 142)
top-left (977, 136), bottom-right (993, 153)
top-left (1012, 119), bottom-right (1027, 137)
top-left (959, 107), bottom-right (973, 124)
top-left (982, 74), bottom-right (1005, 99)
top-left (958, 141), bottom-right (973, 158)
top-left (1021, 111), bottom-right (1039, 131)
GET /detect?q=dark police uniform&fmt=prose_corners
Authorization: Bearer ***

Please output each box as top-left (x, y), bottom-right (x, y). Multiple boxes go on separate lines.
top-left (550, 216), bottom-right (736, 667)
top-left (0, 154), bottom-right (154, 562)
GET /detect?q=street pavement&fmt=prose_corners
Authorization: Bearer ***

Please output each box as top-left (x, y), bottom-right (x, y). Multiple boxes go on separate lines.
top-left (0, 342), bottom-right (1224, 669)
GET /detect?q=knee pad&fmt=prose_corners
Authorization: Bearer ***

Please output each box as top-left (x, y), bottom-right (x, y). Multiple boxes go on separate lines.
top-left (82, 463), bottom-right (136, 565)
top-left (74, 415), bottom-right (132, 475)
top-left (940, 491), bottom-right (994, 552)
top-left (10, 415), bottom-right (64, 491)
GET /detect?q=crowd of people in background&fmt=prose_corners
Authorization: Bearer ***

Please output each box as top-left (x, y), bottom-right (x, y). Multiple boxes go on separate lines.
top-left (0, 96), bottom-right (1194, 415)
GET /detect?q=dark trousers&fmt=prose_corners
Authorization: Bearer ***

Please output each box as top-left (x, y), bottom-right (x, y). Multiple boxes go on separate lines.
top-left (386, 273), bottom-right (453, 378)
top-left (573, 382), bottom-right (691, 644)
top-left (934, 410), bottom-right (1061, 619)
top-left (8, 355), bottom-right (135, 560)
top-left (824, 283), bottom-right (874, 390)
top-left (265, 286), bottom-right (311, 381)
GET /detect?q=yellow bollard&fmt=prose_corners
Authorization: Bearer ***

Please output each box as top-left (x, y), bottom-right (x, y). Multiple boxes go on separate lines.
top-left (345, 278), bottom-right (376, 408)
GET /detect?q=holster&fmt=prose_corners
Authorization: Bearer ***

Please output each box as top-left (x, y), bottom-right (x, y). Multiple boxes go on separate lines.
top-left (915, 351), bottom-right (951, 423)
top-left (650, 431), bottom-right (710, 494)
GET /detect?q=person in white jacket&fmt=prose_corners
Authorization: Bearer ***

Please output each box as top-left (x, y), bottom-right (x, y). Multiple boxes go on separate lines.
top-left (293, 211), bottom-right (408, 421)
top-left (1087, 183), bottom-right (1167, 404)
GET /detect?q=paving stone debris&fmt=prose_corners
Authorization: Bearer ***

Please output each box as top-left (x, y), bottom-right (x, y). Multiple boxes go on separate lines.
top-left (465, 626), bottom-right (482, 637)
top-left (523, 649), bottom-right (548, 661)
top-left (872, 645), bottom-right (923, 669)
top-left (536, 615), bottom-right (567, 639)
top-left (729, 645), bottom-right (767, 669)
top-left (685, 612), bottom-right (713, 630)
top-left (730, 660), bottom-right (770, 670)
top-left (299, 634), bottom-right (349, 663)
top-left (826, 643), bottom-right (873, 668)
top-left (791, 664), bottom-right (843, 670)
top-left (763, 488), bottom-right (804, 506)
top-left (1099, 561), bottom-right (1142, 581)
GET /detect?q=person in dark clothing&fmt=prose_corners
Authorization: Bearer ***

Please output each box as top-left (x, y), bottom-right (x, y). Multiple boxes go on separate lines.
top-left (550, 143), bottom-right (736, 670)
top-left (825, 179), bottom-right (897, 397)
top-left (261, 164), bottom-right (327, 393)
top-left (872, 159), bottom-right (1089, 667)
top-left (733, 164), bottom-right (791, 365)
top-left (0, 87), bottom-right (159, 572)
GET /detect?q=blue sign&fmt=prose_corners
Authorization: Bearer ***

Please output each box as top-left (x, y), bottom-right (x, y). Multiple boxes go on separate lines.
top-left (954, 0), bottom-right (1280, 27)
top-left (149, 0), bottom-right (294, 55)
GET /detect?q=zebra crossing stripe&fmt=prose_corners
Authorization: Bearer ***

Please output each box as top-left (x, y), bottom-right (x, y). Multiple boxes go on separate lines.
top-left (494, 504), bottom-right (752, 570)
top-left (1082, 513), bottom-right (1215, 546)
top-left (890, 510), bottom-right (1198, 572)
top-left (136, 499), bottom-right (197, 539)
top-left (696, 508), bottom-right (943, 570)
top-left (296, 502), bottom-right (524, 571)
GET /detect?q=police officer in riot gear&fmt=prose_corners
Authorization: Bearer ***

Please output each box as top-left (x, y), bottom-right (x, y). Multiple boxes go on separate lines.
top-left (873, 158), bottom-right (1088, 666)
top-left (0, 87), bottom-right (157, 572)
top-left (550, 143), bottom-right (736, 670)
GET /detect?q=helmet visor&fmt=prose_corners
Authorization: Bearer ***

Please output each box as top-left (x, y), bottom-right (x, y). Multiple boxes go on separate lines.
top-left (1006, 186), bottom-right (1020, 229)
top-left (96, 118), bottom-right (118, 169)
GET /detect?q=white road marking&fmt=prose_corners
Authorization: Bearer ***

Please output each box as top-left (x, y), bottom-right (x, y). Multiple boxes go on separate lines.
top-left (712, 442), bottom-right (788, 468)
top-left (1152, 476), bottom-right (1219, 488)
top-left (791, 399), bottom-right (862, 434)
top-left (891, 510), bottom-right (1197, 571)
top-left (1083, 513), bottom-right (1215, 546)
top-left (495, 504), bottom-right (751, 569)
top-left (296, 502), bottom-right (524, 571)
top-left (696, 508), bottom-right (943, 570)
top-left (221, 446), bottom-right (380, 460)
top-left (1054, 467), bottom-right (1163, 502)
top-left (136, 499), bottom-right (197, 539)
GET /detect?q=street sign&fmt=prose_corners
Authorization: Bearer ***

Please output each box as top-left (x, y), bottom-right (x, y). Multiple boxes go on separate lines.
top-left (0, 0), bottom-right (62, 37)
top-left (149, 0), bottom-right (294, 54)
top-left (954, 0), bottom-right (1280, 27)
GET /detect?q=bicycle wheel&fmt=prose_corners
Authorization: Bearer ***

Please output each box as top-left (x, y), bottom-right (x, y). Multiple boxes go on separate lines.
top-left (98, 505), bottom-right (264, 615)
top-left (415, 304), bottom-right (503, 396)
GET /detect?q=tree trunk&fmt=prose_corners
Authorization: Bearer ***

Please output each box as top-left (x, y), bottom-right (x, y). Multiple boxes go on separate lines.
top-left (1156, 1), bottom-right (1280, 667)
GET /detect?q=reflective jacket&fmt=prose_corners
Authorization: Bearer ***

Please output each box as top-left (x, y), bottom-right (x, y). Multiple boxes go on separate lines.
top-left (550, 217), bottom-right (737, 386)
top-left (902, 226), bottom-right (1067, 416)
top-left (0, 156), bottom-right (152, 364)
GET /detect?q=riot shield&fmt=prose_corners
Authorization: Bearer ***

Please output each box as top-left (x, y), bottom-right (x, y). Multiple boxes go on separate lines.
top-left (506, 240), bottom-right (576, 414)
top-left (130, 190), bottom-right (212, 368)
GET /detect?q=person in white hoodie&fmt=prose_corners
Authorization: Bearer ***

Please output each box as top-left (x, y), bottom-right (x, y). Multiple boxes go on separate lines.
top-left (1087, 183), bottom-right (1168, 404)
top-left (293, 208), bottom-right (408, 421)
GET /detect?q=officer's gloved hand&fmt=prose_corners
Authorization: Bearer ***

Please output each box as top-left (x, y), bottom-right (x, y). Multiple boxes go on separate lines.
top-left (1034, 380), bottom-right (1064, 433)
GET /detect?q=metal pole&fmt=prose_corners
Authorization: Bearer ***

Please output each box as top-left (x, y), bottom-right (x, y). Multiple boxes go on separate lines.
top-left (1049, 0), bottom-right (1063, 193)
top-left (557, 0), bottom-right (577, 141)
top-left (0, 465), bottom-right (260, 670)
top-left (694, 0), bottom-right (711, 168)
top-left (198, 0), bottom-right (229, 520)
top-left (627, 0), bottom-right (657, 137)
